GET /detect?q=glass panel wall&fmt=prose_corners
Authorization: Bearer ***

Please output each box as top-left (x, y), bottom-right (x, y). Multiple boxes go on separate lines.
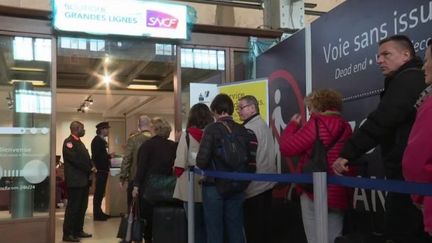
top-left (180, 47), bottom-right (226, 129)
top-left (233, 50), bottom-right (250, 82)
top-left (0, 34), bottom-right (52, 219)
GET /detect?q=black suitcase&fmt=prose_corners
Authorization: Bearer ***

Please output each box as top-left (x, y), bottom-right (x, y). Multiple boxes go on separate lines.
top-left (152, 205), bottom-right (187, 243)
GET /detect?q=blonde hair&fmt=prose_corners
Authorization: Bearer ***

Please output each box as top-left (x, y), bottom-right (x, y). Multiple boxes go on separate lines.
top-left (151, 117), bottom-right (172, 138)
top-left (304, 89), bottom-right (343, 112)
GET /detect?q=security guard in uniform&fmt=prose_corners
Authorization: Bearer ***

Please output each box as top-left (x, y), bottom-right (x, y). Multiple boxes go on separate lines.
top-left (62, 121), bottom-right (93, 242)
top-left (91, 121), bottom-right (112, 220)
top-left (119, 115), bottom-right (153, 207)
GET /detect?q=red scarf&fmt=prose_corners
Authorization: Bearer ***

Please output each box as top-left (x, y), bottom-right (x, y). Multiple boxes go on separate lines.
top-left (175, 127), bottom-right (204, 177)
top-left (187, 127), bottom-right (203, 142)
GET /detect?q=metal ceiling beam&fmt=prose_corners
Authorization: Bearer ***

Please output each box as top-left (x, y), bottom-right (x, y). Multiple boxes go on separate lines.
top-left (305, 10), bottom-right (326, 16)
top-left (175, 0), bottom-right (263, 9)
top-left (175, 0), bottom-right (319, 11)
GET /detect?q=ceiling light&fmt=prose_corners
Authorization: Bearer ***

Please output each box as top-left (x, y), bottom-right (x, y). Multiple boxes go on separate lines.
top-left (77, 96), bottom-right (94, 113)
top-left (132, 79), bottom-right (158, 83)
top-left (104, 56), bottom-right (110, 64)
top-left (127, 84), bottom-right (158, 90)
top-left (10, 67), bottom-right (45, 72)
top-left (10, 80), bottom-right (45, 86)
top-left (103, 75), bottom-right (111, 84)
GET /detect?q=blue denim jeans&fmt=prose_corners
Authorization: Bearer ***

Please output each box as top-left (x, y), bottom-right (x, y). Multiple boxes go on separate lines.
top-left (184, 202), bottom-right (207, 243)
top-left (202, 185), bottom-right (245, 243)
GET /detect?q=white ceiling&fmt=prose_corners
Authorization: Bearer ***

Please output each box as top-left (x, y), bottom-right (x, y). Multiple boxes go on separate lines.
top-left (57, 89), bottom-right (174, 117)
top-left (0, 87), bottom-right (174, 118)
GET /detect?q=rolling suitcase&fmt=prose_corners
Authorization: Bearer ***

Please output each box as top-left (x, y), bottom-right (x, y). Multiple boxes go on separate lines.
top-left (152, 205), bottom-right (187, 243)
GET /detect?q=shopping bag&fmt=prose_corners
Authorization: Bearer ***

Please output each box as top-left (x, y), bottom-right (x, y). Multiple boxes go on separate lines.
top-left (142, 174), bottom-right (177, 204)
top-left (117, 198), bottom-right (142, 242)
top-left (301, 119), bottom-right (344, 192)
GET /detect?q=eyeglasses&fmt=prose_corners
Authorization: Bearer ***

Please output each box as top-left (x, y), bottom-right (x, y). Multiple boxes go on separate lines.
top-left (237, 104), bottom-right (251, 111)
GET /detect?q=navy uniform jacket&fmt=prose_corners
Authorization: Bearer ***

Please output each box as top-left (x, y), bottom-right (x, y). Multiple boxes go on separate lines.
top-left (63, 135), bottom-right (92, 188)
top-left (91, 135), bottom-right (111, 172)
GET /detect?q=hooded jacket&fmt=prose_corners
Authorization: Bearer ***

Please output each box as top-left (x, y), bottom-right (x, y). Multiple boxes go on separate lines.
top-left (402, 93), bottom-right (432, 233)
top-left (280, 112), bottom-right (353, 209)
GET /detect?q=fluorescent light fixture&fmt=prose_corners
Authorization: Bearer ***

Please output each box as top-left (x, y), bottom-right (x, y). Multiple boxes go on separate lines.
top-left (10, 79), bottom-right (45, 86)
top-left (127, 84), bottom-right (158, 90)
top-left (132, 79), bottom-right (158, 83)
top-left (10, 67), bottom-right (45, 72)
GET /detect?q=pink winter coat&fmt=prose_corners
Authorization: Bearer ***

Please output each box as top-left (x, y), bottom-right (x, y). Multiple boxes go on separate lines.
top-left (280, 112), bottom-right (354, 210)
top-left (402, 95), bottom-right (432, 233)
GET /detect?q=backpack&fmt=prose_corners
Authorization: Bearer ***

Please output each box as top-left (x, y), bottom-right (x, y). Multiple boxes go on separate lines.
top-left (212, 121), bottom-right (257, 198)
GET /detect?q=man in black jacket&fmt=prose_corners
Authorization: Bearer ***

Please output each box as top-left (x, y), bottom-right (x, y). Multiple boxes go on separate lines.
top-left (333, 35), bottom-right (427, 242)
top-left (91, 121), bottom-right (112, 220)
top-left (196, 94), bottom-right (257, 243)
top-left (62, 121), bottom-right (93, 242)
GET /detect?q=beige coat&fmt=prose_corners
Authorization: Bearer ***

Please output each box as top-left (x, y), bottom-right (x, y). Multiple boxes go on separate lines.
top-left (244, 115), bottom-right (277, 198)
top-left (173, 132), bottom-right (203, 202)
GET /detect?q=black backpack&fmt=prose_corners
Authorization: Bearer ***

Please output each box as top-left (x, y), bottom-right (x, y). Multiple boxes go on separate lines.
top-left (212, 121), bottom-right (257, 198)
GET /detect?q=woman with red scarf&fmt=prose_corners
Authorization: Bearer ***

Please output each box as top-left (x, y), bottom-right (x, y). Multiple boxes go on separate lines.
top-left (173, 103), bottom-right (214, 243)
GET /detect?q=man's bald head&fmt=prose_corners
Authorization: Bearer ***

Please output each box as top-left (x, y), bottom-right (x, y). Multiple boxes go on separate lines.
top-left (138, 115), bottom-right (151, 131)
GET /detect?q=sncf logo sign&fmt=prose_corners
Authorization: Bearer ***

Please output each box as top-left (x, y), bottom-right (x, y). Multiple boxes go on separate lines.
top-left (146, 10), bottom-right (179, 29)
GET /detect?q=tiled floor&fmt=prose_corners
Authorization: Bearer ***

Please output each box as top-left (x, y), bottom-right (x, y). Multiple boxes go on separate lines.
top-left (55, 211), bottom-right (122, 243)
top-left (55, 196), bottom-right (123, 243)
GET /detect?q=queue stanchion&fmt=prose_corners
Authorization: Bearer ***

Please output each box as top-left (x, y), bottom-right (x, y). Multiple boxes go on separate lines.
top-left (187, 166), bottom-right (195, 243)
top-left (313, 172), bottom-right (328, 243)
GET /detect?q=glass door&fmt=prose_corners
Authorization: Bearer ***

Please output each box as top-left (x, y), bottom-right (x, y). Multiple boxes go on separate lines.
top-left (0, 34), bottom-right (52, 219)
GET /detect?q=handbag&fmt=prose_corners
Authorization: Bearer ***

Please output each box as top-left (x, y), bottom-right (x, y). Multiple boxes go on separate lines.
top-left (117, 198), bottom-right (142, 242)
top-left (142, 174), bottom-right (177, 204)
top-left (302, 118), bottom-right (344, 192)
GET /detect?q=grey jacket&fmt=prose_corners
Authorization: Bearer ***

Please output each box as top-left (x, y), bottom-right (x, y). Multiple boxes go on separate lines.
top-left (244, 114), bottom-right (277, 198)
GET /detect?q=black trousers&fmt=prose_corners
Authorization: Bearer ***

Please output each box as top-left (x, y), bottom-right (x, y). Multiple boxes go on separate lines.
top-left (243, 189), bottom-right (273, 243)
top-left (63, 186), bottom-right (89, 236)
top-left (127, 180), bottom-right (134, 208)
top-left (141, 198), bottom-right (154, 241)
top-left (93, 171), bottom-right (108, 215)
top-left (384, 191), bottom-right (426, 242)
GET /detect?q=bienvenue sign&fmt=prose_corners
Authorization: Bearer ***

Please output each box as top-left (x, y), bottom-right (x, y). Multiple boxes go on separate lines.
top-left (52, 0), bottom-right (188, 39)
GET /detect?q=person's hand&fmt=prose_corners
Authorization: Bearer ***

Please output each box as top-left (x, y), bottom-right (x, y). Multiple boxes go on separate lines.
top-left (132, 186), bottom-right (139, 198)
top-left (332, 158), bottom-right (349, 175)
top-left (91, 166), bottom-right (97, 173)
top-left (119, 181), bottom-right (125, 190)
top-left (290, 113), bottom-right (302, 124)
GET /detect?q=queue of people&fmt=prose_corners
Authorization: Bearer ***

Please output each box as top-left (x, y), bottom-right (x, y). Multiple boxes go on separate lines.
top-left (60, 34), bottom-right (432, 243)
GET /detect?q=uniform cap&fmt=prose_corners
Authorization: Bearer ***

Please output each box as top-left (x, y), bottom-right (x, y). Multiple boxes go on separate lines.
top-left (96, 122), bottom-right (110, 130)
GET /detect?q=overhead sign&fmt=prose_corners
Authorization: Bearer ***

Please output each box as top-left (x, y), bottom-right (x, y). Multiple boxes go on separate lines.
top-left (53, 0), bottom-right (188, 39)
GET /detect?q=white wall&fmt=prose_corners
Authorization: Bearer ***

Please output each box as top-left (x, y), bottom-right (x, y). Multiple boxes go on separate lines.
top-left (56, 112), bottom-right (103, 158)
top-left (0, 110), bottom-right (12, 127)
